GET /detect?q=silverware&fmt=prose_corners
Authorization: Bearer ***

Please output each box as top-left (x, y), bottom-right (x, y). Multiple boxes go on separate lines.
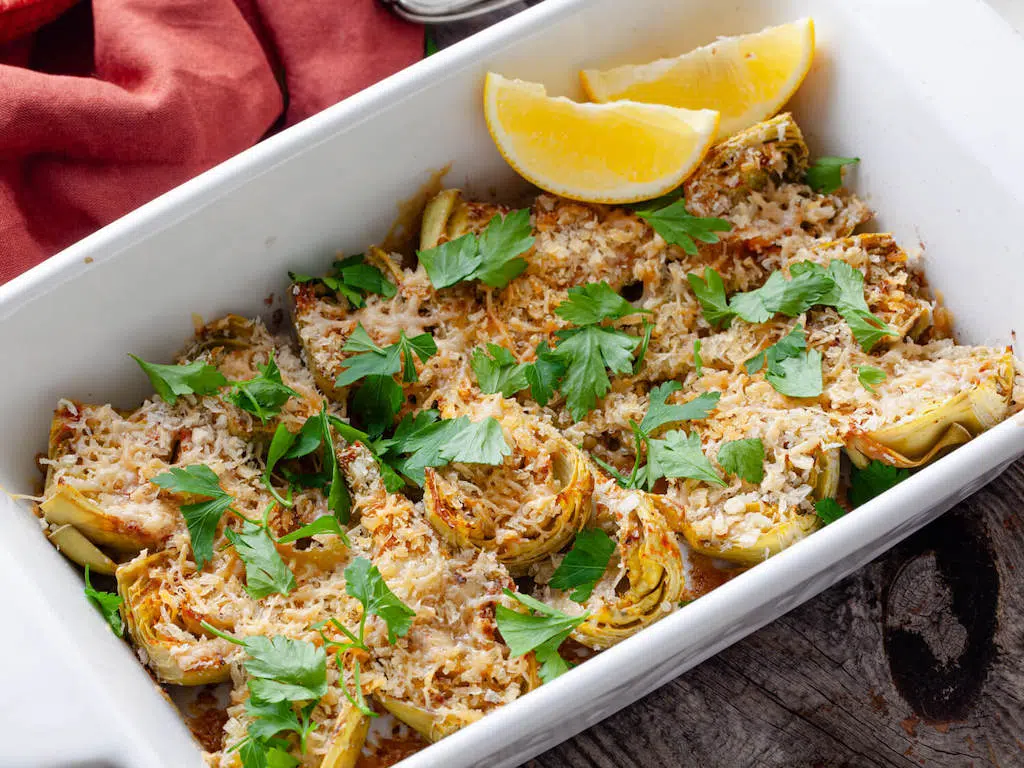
top-left (379, 0), bottom-right (525, 24)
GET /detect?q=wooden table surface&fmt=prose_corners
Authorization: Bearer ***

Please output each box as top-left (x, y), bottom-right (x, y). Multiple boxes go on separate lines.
top-left (430, 5), bottom-right (1024, 766)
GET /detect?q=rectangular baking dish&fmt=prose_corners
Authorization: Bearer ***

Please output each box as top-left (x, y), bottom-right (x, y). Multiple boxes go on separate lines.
top-left (2, 0), bottom-right (1023, 766)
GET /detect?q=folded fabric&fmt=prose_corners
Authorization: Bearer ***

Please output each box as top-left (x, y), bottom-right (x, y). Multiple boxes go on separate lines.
top-left (0, 0), bottom-right (422, 284)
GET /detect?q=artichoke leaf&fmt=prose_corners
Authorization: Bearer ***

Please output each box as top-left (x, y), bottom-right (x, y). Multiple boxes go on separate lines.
top-left (677, 447), bottom-right (839, 565)
top-left (571, 484), bottom-right (684, 650)
top-left (845, 358), bottom-right (1013, 469)
top-left (116, 551), bottom-right (233, 685)
top-left (46, 524), bottom-right (118, 575)
top-left (319, 703), bottom-right (371, 768)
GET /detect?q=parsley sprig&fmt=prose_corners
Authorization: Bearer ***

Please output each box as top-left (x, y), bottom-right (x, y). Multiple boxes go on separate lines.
top-left (418, 209), bottom-right (535, 289)
top-left (371, 409), bottom-right (511, 487)
top-left (202, 622), bottom-right (327, 761)
top-left (131, 352), bottom-right (299, 423)
top-left (496, 589), bottom-right (588, 683)
top-left (591, 382), bottom-right (723, 490)
top-left (632, 193), bottom-right (733, 255)
top-left (290, 252), bottom-right (397, 309)
top-left (84, 565), bottom-right (124, 636)
top-left (688, 261), bottom-right (897, 351)
top-left (313, 557), bottom-right (415, 716)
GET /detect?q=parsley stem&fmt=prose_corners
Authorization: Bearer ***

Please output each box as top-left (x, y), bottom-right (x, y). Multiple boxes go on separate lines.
top-left (337, 656), bottom-right (377, 718)
top-left (263, 475), bottom-right (294, 508)
top-left (200, 620), bottom-right (244, 646)
top-left (227, 506), bottom-right (261, 527)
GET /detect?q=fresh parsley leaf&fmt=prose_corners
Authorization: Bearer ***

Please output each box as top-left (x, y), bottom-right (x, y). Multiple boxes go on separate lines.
top-left (352, 374), bottom-right (403, 438)
top-left (344, 556), bottom-right (416, 644)
top-left (471, 344), bottom-right (529, 397)
top-left (857, 365), bottom-right (887, 393)
top-left (632, 320), bottom-right (654, 375)
top-left (551, 326), bottom-right (639, 420)
top-left (643, 430), bottom-right (726, 489)
top-left (151, 465), bottom-right (234, 569)
top-left (523, 342), bottom-right (565, 406)
top-left (265, 424), bottom-right (297, 482)
top-left (717, 438), bottom-right (765, 484)
top-left (130, 356), bottom-right (227, 405)
top-left (634, 196), bottom-right (732, 256)
top-left (225, 353), bottom-right (300, 423)
top-left (806, 156), bottom-right (859, 195)
top-left (444, 416), bottom-right (511, 465)
top-left (766, 347), bottom-right (822, 398)
top-left (417, 210), bottom-right (534, 289)
top-left (687, 268), bottom-right (734, 329)
top-left (824, 261), bottom-right (898, 350)
top-left (849, 460), bottom-right (909, 507)
top-left (276, 515), bottom-right (349, 545)
top-left (239, 739), bottom-right (299, 768)
top-left (336, 325), bottom-right (436, 387)
top-left (319, 407), bottom-right (351, 523)
top-left (759, 325), bottom-right (823, 398)
top-left (285, 416), bottom-right (325, 459)
top-left (533, 636), bottom-right (573, 683)
top-left (548, 529), bottom-right (616, 603)
top-left (417, 233), bottom-right (480, 289)
top-left (693, 339), bottom-right (703, 377)
top-left (475, 208), bottom-right (535, 287)
top-left (83, 565), bottom-right (124, 636)
top-left (244, 698), bottom-right (316, 749)
top-left (814, 497), bottom-right (846, 525)
top-left (639, 383), bottom-right (720, 434)
top-left (383, 414), bottom-right (510, 486)
top-left (729, 267), bottom-right (836, 324)
top-left (289, 254), bottom-right (396, 309)
top-left (495, 589), bottom-right (588, 672)
top-left (226, 522), bottom-right (296, 599)
top-left (744, 349), bottom-right (766, 375)
top-left (554, 282), bottom-right (648, 326)
top-left (204, 625), bottom-right (328, 704)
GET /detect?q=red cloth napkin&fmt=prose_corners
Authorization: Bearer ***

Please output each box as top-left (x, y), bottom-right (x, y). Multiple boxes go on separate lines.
top-left (0, 0), bottom-right (422, 284)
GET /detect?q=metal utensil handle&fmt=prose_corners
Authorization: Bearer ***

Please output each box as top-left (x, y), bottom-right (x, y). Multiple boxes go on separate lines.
top-left (380, 0), bottom-right (525, 24)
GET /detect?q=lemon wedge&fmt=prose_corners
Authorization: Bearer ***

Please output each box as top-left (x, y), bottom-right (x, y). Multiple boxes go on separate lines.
top-left (580, 18), bottom-right (815, 137)
top-left (483, 72), bottom-right (719, 204)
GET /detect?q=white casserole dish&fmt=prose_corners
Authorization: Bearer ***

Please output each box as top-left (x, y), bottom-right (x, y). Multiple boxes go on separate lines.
top-left (2, 0), bottom-right (1023, 765)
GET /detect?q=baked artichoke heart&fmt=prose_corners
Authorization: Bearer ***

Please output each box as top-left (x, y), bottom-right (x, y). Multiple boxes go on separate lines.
top-left (424, 397), bottom-right (594, 570)
top-left (684, 113), bottom-right (809, 206)
top-left (116, 550), bottom-right (233, 685)
top-left (570, 480), bottom-right (684, 650)
top-left (667, 397), bottom-right (843, 565)
top-left (845, 349), bottom-right (1014, 469)
top-left (810, 233), bottom-right (934, 342)
top-left (179, 314), bottom-right (322, 438)
top-left (319, 703), bottom-right (371, 768)
top-left (42, 484), bottom-right (170, 553)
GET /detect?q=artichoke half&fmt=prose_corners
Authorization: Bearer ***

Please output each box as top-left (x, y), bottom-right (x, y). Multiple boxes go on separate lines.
top-left (842, 346), bottom-right (1016, 468)
top-left (552, 476), bottom-right (684, 650)
top-left (681, 113), bottom-right (871, 259)
top-left (116, 550), bottom-right (235, 685)
top-left (41, 402), bottom-right (178, 569)
top-left (424, 396), bottom-right (594, 571)
top-left (666, 398), bottom-right (842, 565)
top-left (319, 704), bottom-right (371, 768)
top-left (178, 314), bottom-right (323, 439)
top-left (336, 443), bottom-right (540, 742)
